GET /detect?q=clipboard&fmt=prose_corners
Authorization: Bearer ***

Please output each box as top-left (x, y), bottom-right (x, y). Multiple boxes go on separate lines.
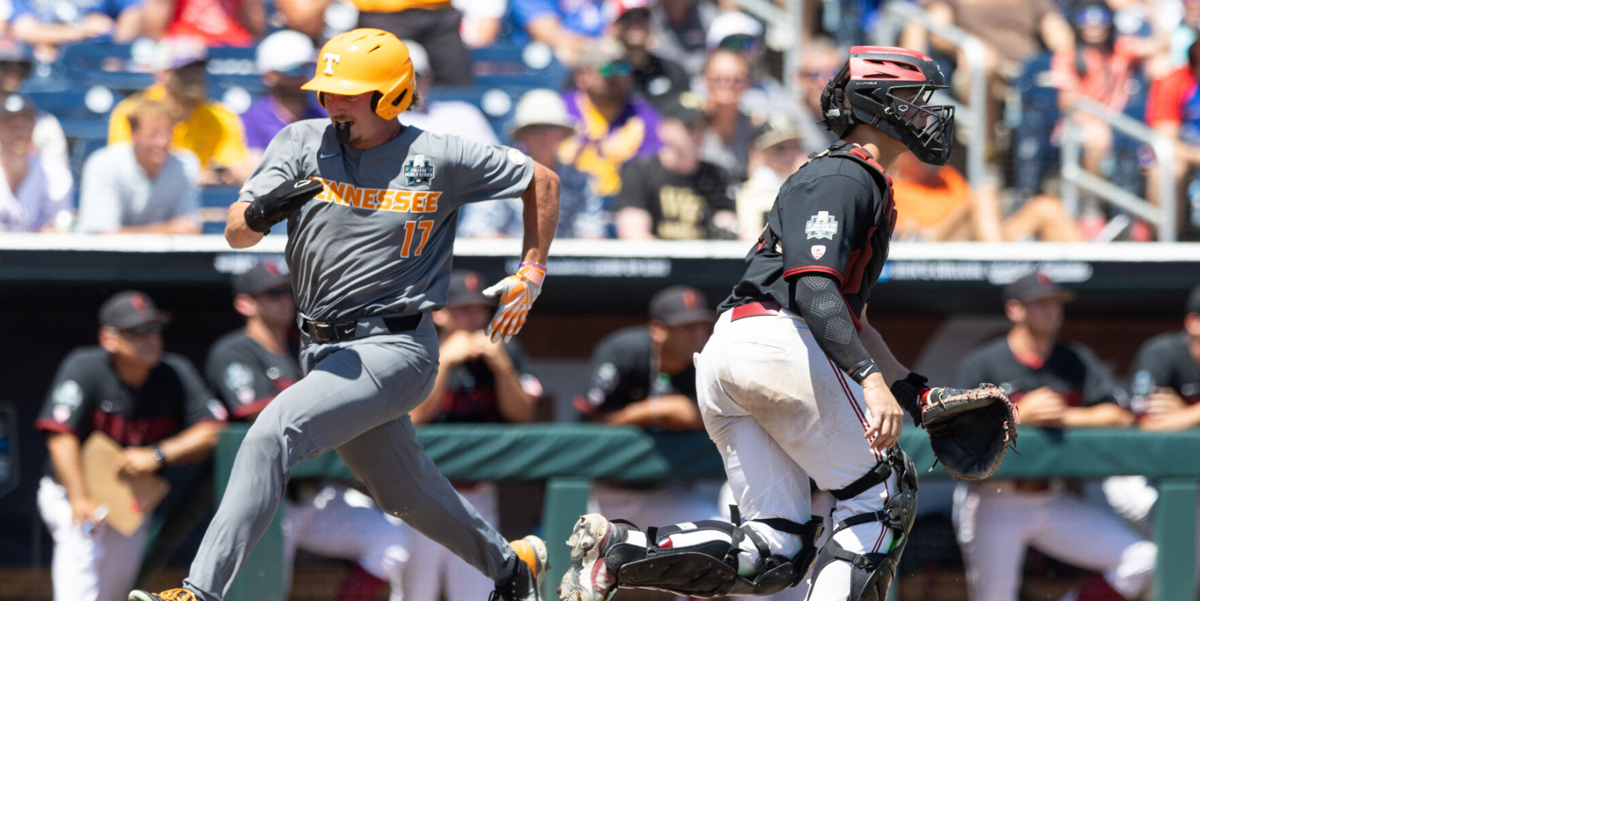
top-left (81, 431), bottom-right (170, 536)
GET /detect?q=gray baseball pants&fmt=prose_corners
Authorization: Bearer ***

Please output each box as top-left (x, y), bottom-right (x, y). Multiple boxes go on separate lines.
top-left (184, 320), bottom-right (516, 599)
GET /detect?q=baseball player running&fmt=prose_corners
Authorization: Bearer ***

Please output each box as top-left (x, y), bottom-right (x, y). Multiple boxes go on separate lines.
top-left (130, 28), bottom-right (558, 601)
top-left (559, 46), bottom-right (959, 602)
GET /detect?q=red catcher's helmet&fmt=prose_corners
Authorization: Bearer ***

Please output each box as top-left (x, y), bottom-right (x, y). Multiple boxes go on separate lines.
top-left (819, 46), bottom-right (955, 165)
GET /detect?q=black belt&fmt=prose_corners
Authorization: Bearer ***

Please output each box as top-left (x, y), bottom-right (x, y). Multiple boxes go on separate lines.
top-left (299, 314), bottom-right (423, 343)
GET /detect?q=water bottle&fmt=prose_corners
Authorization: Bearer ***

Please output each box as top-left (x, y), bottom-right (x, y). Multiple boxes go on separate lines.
top-left (1130, 370), bottom-right (1153, 417)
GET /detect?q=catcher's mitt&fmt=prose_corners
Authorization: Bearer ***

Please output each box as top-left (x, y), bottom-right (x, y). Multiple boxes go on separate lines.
top-left (892, 373), bottom-right (1019, 481)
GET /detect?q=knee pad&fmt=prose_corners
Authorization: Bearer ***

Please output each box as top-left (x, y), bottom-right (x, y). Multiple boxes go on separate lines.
top-left (809, 447), bottom-right (919, 601)
top-left (611, 514), bottom-right (825, 598)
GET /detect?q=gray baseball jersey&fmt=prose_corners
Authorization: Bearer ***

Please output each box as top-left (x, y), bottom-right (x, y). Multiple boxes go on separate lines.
top-left (240, 119), bottom-right (534, 323)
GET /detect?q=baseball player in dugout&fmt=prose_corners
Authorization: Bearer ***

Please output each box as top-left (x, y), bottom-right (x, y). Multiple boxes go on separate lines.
top-left (396, 269), bottom-right (545, 601)
top-left (37, 292), bottom-right (227, 600)
top-left (577, 284), bottom-right (723, 530)
top-left (560, 46), bottom-right (1012, 602)
top-left (206, 262), bottom-right (414, 600)
top-left (951, 275), bottom-right (1157, 601)
top-left (130, 28), bottom-right (560, 601)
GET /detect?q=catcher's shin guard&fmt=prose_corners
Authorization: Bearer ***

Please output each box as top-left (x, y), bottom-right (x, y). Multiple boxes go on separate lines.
top-left (807, 446), bottom-right (919, 601)
top-left (611, 514), bottom-right (825, 598)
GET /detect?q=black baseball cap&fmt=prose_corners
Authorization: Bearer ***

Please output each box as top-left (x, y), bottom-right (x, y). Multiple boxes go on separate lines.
top-left (1005, 273), bottom-right (1076, 304)
top-left (1186, 287), bottom-right (1200, 314)
top-left (658, 91), bottom-right (707, 128)
top-left (232, 261), bottom-right (290, 296)
top-left (99, 291), bottom-right (171, 329)
top-left (446, 269), bottom-right (494, 307)
top-left (649, 285), bottom-right (714, 325)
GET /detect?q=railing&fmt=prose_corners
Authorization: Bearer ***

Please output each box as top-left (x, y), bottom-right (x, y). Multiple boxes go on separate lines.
top-left (871, 0), bottom-right (990, 190)
top-left (1061, 97), bottom-right (1180, 242)
top-left (730, 0), bottom-right (806, 93)
top-left (215, 424), bottom-right (1200, 601)
top-left (826, 0), bottom-right (1181, 242)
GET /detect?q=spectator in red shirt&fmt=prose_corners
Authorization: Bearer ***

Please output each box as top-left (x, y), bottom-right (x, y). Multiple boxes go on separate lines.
top-left (1052, 2), bottom-right (1157, 235)
top-left (1145, 36), bottom-right (1198, 237)
top-left (141, 0), bottom-right (265, 47)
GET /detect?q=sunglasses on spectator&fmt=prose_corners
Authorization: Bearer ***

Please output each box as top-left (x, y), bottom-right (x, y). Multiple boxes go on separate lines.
top-left (705, 75), bottom-right (749, 88)
top-left (119, 324), bottom-right (164, 337)
top-left (1, 61), bottom-right (32, 74)
top-left (257, 286), bottom-right (293, 301)
top-left (801, 69), bottom-right (836, 81)
top-left (598, 61), bottom-right (633, 78)
top-left (719, 34), bottom-right (761, 51)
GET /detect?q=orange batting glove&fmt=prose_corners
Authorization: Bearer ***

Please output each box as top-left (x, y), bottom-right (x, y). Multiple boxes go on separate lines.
top-left (483, 262), bottom-right (545, 343)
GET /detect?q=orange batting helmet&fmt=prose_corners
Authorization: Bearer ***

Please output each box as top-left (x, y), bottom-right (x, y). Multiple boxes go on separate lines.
top-left (301, 28), bottom-right (414, 120)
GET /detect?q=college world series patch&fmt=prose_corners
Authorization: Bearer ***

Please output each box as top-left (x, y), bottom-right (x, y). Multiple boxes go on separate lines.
top-left (806, 210), bottom-right (838, 239)
top-left (403, 154), bottom-right (435, 188)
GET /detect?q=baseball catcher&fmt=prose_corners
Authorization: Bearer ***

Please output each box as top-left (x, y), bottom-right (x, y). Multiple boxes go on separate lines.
top-left (560, 45), bottom-right (977, 602)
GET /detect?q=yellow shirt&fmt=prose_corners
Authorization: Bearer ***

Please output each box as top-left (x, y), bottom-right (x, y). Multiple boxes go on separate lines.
top-left (349, 0), bottom-right (450, 12)
top-left (107, 86), bottom-right (247, 170)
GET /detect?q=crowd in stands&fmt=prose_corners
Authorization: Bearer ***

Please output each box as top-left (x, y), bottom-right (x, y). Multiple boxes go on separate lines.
top-left (0, 0), bottom-right (1198, 240)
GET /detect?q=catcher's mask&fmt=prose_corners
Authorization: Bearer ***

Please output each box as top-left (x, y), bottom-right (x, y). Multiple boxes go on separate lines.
top-left (302, 28), bottom-right (414, 120)
top-left (819, 46), bottom-right (954, 166)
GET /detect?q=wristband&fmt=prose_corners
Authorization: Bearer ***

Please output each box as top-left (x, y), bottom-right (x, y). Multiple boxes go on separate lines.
top-left (846, 360), bottom-right (880, 385)
top-left (151, 444), bottom-right (167, 471)
top-left (517, 262), bottom-right (547, 287)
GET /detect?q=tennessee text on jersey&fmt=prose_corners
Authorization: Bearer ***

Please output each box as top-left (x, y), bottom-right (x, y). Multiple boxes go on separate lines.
top-left (310, 176), bottom-right (441, 213)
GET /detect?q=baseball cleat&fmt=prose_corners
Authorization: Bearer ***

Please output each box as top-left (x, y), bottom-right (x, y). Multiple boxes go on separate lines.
top-left (129, 587), bottom-right (198, 601)
top-left (559, 514), bottom-right (624, 601)
top-left (491, 536), bottom-right (548, 601)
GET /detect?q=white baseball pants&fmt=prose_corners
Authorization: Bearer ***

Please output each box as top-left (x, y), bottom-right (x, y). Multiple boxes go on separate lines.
top-left (39, 476), bottom-right (150, 601)
top-left (694, 307), bottom-right (899, 600)
top-left (282, 483), bottom-right (412, 596)
top-left (393, 482), bottom-right (496, 601)
top-left (953, 480), bottom-right (1156, 600)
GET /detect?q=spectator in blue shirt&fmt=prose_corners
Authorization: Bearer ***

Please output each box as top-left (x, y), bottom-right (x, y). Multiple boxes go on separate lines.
top-left (9, 0), bottom-right (116, 63)
top-left (512, 0), bottom-right (603, 65)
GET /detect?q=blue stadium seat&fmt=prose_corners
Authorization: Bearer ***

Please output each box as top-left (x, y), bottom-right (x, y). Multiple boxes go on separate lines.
top-left (200, 185), bottom-right (241, 235)
top-left (54, 41), bottom-right (154, 94)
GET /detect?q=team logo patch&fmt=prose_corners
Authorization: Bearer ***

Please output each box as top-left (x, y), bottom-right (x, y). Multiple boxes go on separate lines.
top-left (53, 380), bottom-right (83, 412)
top-left (812, 245), bottom-right (826, 259)
top-left (403, 154), bottom-right (435, 188)
top-left (225, 362), bottom-right (254, 393)
top-left (507, 147), bottom-right (527, 167)
top-left (805, 210), bottom-right (838, 239)
top-left (207, 399), bottom-right (228, 421)
top-left (594, 362), bottom-right (618, 389)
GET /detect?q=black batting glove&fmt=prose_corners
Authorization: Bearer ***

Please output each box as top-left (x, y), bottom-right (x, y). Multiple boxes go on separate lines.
top-left (244, 178), bottom-right (323, 233)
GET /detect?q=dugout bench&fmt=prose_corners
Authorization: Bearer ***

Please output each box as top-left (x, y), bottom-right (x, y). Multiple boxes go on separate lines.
top-left (213, 425), bottom-right (1200, 601)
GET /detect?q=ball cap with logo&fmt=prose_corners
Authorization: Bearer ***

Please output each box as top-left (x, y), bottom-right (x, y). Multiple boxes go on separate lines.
top-left (233, 261), bottom-right (291, 296)
top-left (99, 291), bottom-right (173, 329)
top-left (1004, 272), bottom-right (1076, 304)
top-left (446, 269), bottom-right (494, 308)
top-left (649, 285), bottom-right (715, 326)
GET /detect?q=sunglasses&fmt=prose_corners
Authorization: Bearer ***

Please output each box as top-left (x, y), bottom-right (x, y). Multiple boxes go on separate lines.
top-left (598, 61), bottom-right (633, 78)
top-left (720, 34), bottom-right (761, 51)
top-left (119, 324), bottom-right (164, 336)
top-left (801, 69), bottom-right (835, 81)
top-left (257, 286), bottom-right (293, 301)
top-left (705, 75), bottom-right (749, 88)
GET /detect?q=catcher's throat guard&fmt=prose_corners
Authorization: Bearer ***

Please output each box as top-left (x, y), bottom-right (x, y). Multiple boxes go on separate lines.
top-left (820, 46), bottom-right (955, 166)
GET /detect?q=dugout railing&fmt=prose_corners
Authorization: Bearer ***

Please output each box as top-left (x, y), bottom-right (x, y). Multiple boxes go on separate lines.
top-left (213, 424), bottom-right (1199, 601)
